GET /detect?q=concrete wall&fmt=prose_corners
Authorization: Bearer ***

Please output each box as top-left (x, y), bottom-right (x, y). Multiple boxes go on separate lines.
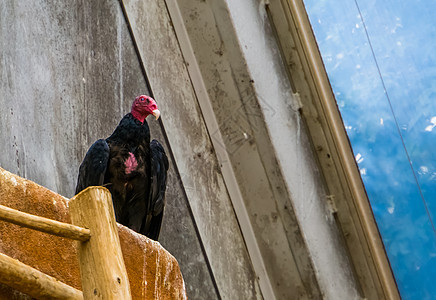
top-left (121, 0), bottom-right (263, 298)
top-left (0, 0), bottom-right (363, 299)
top-left (166, 0), bottom-right (361, 299)
top-left (0, 1), bottom-right (219, 298)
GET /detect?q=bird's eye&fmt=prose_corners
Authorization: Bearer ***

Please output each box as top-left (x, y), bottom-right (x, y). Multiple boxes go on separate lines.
top-left (140, 97), bottom-right (145, 102)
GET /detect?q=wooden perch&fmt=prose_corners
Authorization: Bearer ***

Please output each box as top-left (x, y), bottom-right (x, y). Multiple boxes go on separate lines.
top-left (69, 186), bottom-right (132, 299)
top-left (0, 204), bottom-right (91, 241)
top-left (0, 252), bottom-right (83, 300)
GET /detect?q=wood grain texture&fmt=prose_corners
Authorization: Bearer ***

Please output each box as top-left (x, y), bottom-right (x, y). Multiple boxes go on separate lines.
top-left (0, 252), bottom-right (83, 300)
top-left (0, 167), bottom-right (187, 300)
top-left (0, 204), bottom-right (90, 241)
top-left (69, 187), bottom-right (131, 300)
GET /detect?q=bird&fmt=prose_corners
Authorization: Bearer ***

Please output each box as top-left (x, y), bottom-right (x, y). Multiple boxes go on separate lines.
top-left (75, 95), bottom-right (169, 241)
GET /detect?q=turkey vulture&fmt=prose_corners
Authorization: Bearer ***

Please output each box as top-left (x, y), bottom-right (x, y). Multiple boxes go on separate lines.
top-left (75, 95), bottom-right (169, 240)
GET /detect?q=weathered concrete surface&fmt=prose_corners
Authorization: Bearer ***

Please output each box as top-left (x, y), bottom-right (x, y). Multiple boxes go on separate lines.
top-left (0, 1), bottom-right (218, 298)
top-left (121, 0), bottom-right (262, 298)
top-left (0, 0), bottom-right (367, 299)
top-left (168, 0), bottom-right (361, 299)
top-left (0, 167), bottom-right (187, 299)
top-left (171, 1), bottom-right (321, 298)
top-left (219, 0), bottom-right (361, 298)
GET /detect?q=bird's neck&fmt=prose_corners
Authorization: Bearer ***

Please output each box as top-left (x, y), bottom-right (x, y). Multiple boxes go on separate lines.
top-left (131, 109), bottom-right (149, 123)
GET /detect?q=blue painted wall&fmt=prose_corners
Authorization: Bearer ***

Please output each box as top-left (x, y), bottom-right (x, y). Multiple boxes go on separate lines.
top-left (303, 0), bottom-right (436, 298)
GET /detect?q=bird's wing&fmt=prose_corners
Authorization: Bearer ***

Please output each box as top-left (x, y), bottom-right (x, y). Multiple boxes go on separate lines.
top-left (141, 139), bottom-right (169, 240)
top-left (75, 139), bottom-right (110, 195)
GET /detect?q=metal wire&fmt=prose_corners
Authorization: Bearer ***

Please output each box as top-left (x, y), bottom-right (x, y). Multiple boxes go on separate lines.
top-left (354, 0), bottom-right (436, 235)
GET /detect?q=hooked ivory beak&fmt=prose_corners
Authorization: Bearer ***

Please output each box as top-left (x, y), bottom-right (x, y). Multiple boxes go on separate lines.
top-left (152, 109), bottom-right (161, 120)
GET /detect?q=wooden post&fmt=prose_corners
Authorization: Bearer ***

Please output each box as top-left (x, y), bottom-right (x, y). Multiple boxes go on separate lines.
top-left (69, 187), bottom-right (132, 299)
top-left (0, 204), bottom-right (91, 241)
top-left (0, 252), bottom-right (83, 300)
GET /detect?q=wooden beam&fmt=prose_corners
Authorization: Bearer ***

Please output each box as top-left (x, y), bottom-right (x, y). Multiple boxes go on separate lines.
top-left (0, 252), bottom-right (83, 300)
top-left (0, 204), bottom-right (91, 241)
top-left (69, 186), bottom-right (131, 299)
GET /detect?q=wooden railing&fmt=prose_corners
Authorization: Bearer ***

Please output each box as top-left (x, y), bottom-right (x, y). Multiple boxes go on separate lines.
top-left (0, 186), bottom-right (132, 300)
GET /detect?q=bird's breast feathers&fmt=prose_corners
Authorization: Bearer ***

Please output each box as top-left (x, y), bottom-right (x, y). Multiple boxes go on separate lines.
top-left (124, 152), bottom-right (138, 174)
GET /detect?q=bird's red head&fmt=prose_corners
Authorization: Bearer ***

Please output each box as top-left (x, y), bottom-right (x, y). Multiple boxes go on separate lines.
top-left (131, 95), bottom-right (161, 123)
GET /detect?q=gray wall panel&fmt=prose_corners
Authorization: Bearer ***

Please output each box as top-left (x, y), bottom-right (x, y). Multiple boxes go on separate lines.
top-left (0, 1), bottom-right (218, 298)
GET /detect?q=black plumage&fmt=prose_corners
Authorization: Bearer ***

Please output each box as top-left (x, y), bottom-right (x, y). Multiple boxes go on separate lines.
top-left (75, 95), bottom-right (168, 240)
